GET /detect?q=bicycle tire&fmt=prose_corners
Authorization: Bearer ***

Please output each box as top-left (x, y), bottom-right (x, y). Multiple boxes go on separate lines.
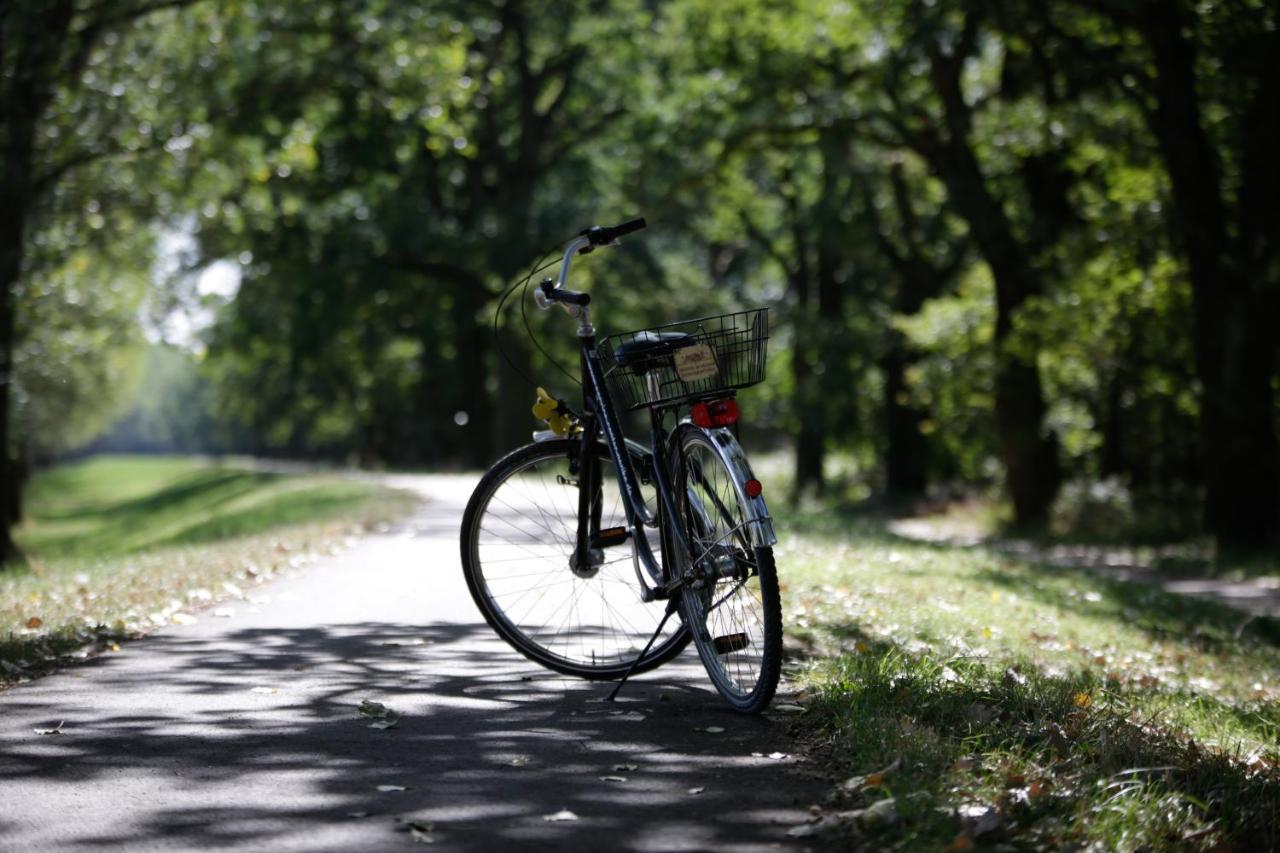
top-left (461, 439), bottom-right (690, 680)
top-left (673, 426), bottom-right (782, 713)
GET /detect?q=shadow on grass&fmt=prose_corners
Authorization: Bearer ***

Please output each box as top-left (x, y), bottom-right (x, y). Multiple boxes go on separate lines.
top-left (798, 624), bottom-right (1280, 850)
top-left (17, 469), bottom-right (389, 563)
top-left (34, 469), bottom-right (280, 522)
top-left (788, 501), bottom-right (1280, 647)
top-left (0, 621), bottom-right (818, 851)
top-left (971, 557), bottom-right (1280, 650)
top-left (21, 469), bottom-right (282, 558)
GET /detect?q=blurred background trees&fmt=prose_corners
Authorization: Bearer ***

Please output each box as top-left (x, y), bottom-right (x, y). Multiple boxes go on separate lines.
top-left (2, 0), bottom-right (1276, 560)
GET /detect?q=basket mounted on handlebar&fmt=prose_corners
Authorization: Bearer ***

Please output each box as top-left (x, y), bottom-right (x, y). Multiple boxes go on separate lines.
top-left (597, 308), bottom-right (769, 411)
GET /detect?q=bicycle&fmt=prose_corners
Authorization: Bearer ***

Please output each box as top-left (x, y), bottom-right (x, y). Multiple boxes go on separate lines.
top-left (459, 218), bottom-right (782, 713)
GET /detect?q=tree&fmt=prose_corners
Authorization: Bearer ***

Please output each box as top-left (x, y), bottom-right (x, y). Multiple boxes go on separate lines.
top-left (1044, 0), bottom-right (1279, 548)
top-left (188, 0), bottom-right (657, 469)
top-left (1, 0), bottom-right (201, 563)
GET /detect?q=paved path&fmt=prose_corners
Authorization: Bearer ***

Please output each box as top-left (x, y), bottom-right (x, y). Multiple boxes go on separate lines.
top-left (0, 476), bottom-right (823, 851)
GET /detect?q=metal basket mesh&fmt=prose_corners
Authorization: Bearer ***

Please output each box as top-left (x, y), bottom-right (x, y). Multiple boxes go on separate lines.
top-left (596, 308), bottom-right (769, 411)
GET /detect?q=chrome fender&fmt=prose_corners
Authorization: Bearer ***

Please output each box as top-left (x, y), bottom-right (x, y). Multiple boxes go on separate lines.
top-left (697, 427), bottom-right (777, 547)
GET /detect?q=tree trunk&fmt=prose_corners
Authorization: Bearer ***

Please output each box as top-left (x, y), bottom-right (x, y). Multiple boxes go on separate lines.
top-left (875, 165), bottom-right (953, 502)
top-left (922, 47), bottom-right (1062, 528)
top-left (791, 328), bottom-right (825, 498)
top-left (926, 161), bottom-right (1061, 526)
top-left (789, 242), bottom-right (824, 499)
top-left (882, 347), bottom-right (929, 499)
top-left (1195, 301), bottom-right (1278, 549)
top-left (0, 270), bottom-right (20, 564)
top-left (1142, 7), bottom-right (1280, 550)
top-left (0, 121), bottom-right (33, 567)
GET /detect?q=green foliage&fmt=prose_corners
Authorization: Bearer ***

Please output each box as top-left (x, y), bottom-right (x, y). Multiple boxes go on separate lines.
top-left (4, 0), bottom-right (1275, 543)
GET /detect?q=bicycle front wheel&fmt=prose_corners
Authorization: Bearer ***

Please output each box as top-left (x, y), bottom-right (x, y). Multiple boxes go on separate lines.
top-left (460, 439), bottom-right (689, 680)
top-left (675, 426), bottom-right (782, 713)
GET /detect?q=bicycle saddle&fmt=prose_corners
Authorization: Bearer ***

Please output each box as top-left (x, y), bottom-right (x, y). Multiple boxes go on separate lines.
top-left (613, 331), bottom-right (691, 368)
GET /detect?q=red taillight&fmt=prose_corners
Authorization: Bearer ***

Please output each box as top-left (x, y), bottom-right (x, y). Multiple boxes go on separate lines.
top-left (691, 398), bottom-right (740, 428)
top-left (744, 478), bottom-right (762, 498)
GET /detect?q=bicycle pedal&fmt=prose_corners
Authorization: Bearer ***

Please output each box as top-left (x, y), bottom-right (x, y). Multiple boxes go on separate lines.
top-left (591, 526), bottom-right (630, 548)
top-left (712, 633), bottom-right (750, 654)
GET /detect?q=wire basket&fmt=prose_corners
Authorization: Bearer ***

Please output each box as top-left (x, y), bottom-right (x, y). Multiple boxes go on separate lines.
top-left (597, 308), bottom-right (769, 411)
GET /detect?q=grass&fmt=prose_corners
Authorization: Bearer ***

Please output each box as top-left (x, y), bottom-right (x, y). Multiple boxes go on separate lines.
top-left (778, 507), bottom-right (1280, 850)
top-left (2, 455), bottom-right (418, 687)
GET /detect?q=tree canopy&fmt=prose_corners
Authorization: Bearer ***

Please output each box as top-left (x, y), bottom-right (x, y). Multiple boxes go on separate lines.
top-left (3, 0), bottom-right (1277, 559)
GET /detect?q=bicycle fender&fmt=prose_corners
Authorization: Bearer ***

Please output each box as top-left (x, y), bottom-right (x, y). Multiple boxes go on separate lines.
top-left (700, 427), bottom-right (778, 547)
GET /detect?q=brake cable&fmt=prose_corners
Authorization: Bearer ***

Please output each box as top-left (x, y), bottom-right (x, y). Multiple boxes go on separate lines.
top-left (492, 250), bottom-right (560, 390)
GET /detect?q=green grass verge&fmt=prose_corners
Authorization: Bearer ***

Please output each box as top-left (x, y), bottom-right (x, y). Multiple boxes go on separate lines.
top-left (2, 455), bottom-right (418, 687)
top-left (780, 509), bottom-right (1280, 850)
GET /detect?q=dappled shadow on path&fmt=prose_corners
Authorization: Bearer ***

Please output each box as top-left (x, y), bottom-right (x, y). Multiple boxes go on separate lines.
top-left (0, 621), bottom-right (818, 851)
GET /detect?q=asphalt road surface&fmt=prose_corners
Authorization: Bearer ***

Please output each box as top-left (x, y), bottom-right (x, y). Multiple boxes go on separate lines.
top-left (1, 475), bottom-right (825, 851)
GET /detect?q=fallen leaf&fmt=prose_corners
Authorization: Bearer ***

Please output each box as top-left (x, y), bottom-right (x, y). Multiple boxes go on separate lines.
top-left (1073, 692), bottom-right (1093, 709)
top-left (543, 810), bottom-right (578, 822)
top-left (612, 763), bottom-right (638, 772)
top-left (508, 756), bottom-right (532, 767)
top-left (599, 776), bottom-right (628, 783)
top-left (250, 687), bottom-right (278, 695)
top-left (400, 820), bottom-right (434, 844)
top-left (773, 703), bottom-right (805, 714)
top-left (368, 718), bottom-right (399, 730)
top-left (376, 784), bottom-right (409, 792)
top-left (768, 752), bottom-right (789, 760)
top-left (359, 699), bottom-right (390, 718)
top-left (687, 786), bottom-right (705, 795)
top-left (945, 833), bottom-right (975, 851)
top-left (702, 726), bottom-right (725, 734)
top-left (34, 721), bottom-right (64, 735)
top-left (26, 617), bottom-right (43, 630)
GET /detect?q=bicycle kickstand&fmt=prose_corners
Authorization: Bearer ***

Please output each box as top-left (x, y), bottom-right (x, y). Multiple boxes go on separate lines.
top-left (605, 596), bottom-right (681, 703)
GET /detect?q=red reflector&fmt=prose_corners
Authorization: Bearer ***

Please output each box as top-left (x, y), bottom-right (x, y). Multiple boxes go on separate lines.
top-left (690, 398), bottom-right (740, 428)
top-left (745, 479), bottom-right (763, 498)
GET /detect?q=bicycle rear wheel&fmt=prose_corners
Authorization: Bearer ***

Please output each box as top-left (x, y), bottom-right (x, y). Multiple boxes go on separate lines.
top-left (674, 426), bottom-right (781, 713)
top-left (461, 439), bottom-right (689, 680)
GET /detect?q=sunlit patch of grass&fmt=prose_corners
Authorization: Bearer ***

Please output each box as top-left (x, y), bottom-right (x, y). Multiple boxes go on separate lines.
top-left (779, 508), bottom-right (1280, 849)
top-left (16, 455), bottom-right (407, 558)
top-left (2, 455), bottom-right (418, 687)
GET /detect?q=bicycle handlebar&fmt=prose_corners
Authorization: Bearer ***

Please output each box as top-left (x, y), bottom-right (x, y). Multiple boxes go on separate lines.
top-left (537, 217), bottom-right (648, 313)
top-left (581, 217), bottom-right (646, 247)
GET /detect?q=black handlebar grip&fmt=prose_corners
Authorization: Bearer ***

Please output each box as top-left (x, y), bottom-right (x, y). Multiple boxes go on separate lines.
top-left (583, 216), bottom-right (647, 245)
top-left (609, 217), bottom-right (646, 238)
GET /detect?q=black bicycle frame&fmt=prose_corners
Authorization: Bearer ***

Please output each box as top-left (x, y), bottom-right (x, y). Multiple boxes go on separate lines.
top-left (573, 334), bottom-right (690, 601)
